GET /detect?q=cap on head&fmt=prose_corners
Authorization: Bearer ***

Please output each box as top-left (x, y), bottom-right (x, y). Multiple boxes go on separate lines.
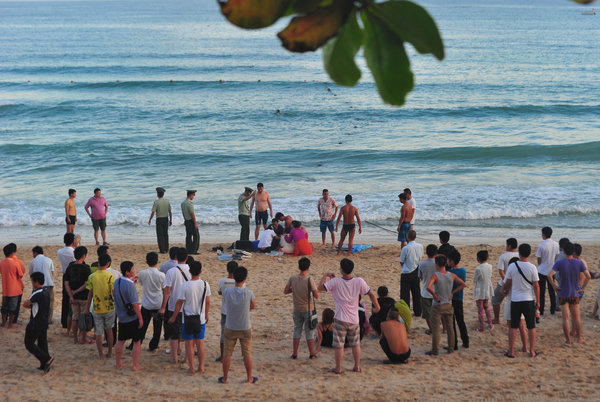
top-left (187, 190), bottom-right (197, 196)
top-left (244, 187), bottom-right (253, 193)
top-left (156, 187), bottom-right (166, 193)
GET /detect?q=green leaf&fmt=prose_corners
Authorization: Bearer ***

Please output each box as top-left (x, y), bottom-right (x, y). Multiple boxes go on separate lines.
top-left (361, 8), bottom-right (414, 106)
top-left (370, 0), bottom-right (444, 60)
top-left (322, 10), bottom-right (362, 86)
top-left (218, 0), bottom-right (291, 29)
top-left (278, 0), bottom-right (353, 52)
top-left (572, 0), bottom-right (595, 3)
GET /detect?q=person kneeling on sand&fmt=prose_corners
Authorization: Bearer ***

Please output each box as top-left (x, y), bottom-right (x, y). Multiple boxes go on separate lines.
top-left (379, 308), bottom-right (410, 364)
top-left (285, 221), bottom-right (313, 256)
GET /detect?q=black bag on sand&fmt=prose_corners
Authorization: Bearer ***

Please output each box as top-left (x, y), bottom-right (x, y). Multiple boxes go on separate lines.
top-left (308, 278), bottom-right (318, 330)
top-left (78, 312), bottom-right (94, 332)
top-left (235, 240), bottom-right (254, 251)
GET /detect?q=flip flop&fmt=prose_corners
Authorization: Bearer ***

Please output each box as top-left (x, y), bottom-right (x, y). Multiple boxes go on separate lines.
top-left (43, 357), bottom-right (55, 373)
top-left (353, 367), bottom-right (362, 373)
top-left (290, 354), bottom-right (297, 359)
top-left (329, 368), bottom-right (342, 374)
top-left (309, 355), bottom-right (317, 359)
top-left (530, 351), bottom-right (542, 357)
top-left (250, 376), bottom-right (259, 384)
top-left (218, 377), bottom-right (226, 384)
top-left (504, 351), bottom-right (515, 358)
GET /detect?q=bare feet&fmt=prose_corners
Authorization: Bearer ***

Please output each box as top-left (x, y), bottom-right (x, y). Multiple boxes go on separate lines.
top-left (521, 346), bottom-right (528, 353)
top-left (116, 362), bottom-right (124, 369)
top-left (188, 368), bottom-right (195, 375)
top-left (353, 366), bottom-right (362, 373)
top-left (329, 368), bottom-right (342, 374)
top-left (132, 366), bottom-right (142, 372)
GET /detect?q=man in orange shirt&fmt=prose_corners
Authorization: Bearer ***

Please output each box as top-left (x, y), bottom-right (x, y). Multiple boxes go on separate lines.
top-left (1, 243), bottom-right (25, 329)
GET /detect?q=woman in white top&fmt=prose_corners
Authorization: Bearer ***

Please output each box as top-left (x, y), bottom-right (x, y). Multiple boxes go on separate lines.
top-left (473, 250), bottom-right (494, 332)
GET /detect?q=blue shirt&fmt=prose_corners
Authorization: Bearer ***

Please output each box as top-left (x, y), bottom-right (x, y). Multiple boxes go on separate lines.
top-left (449, 267), bottom-right (466, 301)
top-left (114, 277), bottom-right (139, 323)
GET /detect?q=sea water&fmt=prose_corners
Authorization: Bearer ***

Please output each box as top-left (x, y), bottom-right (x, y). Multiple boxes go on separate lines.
top-left (0, 0), bottom-right (599, 246)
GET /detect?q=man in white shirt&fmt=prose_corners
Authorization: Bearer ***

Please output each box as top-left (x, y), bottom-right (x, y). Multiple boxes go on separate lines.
top-left (159, 248), bottom-right (190, 363)
top-left (138, 252), bottom-right (166, 351)
top-left (168, 261), bottom-right (210, 375)
top-left (29, 246), bottom-right (55, 324)
top-left (404, 188), bottom-right (416, 230)
top-left (398, 230), bottom-right (424, 317)
top-left (57, 233), bottom-right (76, 330)
top-left (501, 243), bottom-right (540, 358)
top-left (492, 238), bottom-right (519, 324)
top-left (536, 226), bottom-right (559, 316)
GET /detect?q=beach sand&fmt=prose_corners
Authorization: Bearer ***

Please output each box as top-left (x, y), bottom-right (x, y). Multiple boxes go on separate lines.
top-left (1, 241), bottom-right (599, 400)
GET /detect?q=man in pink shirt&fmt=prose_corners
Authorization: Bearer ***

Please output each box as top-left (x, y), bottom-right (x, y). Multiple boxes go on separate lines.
top-left (318, 259), bottom-right (380, 374)
top-left (85, 188), bottom-right (109, 246)
top-left (1, 243), bottom-right (25, 328)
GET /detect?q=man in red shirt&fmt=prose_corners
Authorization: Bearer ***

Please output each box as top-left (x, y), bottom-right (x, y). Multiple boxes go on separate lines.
top-left (1, 243), bottom-right (25, 329)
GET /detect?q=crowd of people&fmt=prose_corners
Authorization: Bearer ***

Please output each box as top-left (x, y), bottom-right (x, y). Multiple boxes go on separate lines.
top-left (0, 183), bottom-right (597, 381)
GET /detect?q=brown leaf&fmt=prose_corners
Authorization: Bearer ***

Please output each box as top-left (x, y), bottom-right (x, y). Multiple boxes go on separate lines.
top-left (278, 0), bottom-right (353, 52)
top-left (219, 0), bottom-right (291, 29)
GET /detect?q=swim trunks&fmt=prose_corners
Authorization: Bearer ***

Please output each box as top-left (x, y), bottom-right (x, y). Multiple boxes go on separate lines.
top-left (341, 223), bottom-right (356, 232)
top-left (380, 338), bottom-right (411, 364)
top-left (559, 297), bottom-right (579, 305)
top-left (255, 210), bottom-right (268, 225)
top-left (92, 218), bottom-right (106, 231)
top-left (397, 222), bottom-right (411, 242)
top-left (65, 215), bottom-right (76, 225)
top-left (320, 220), bottom-right (335, 233)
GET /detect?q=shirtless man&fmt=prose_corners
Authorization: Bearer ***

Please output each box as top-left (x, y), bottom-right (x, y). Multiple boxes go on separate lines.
top-left (335, 194), bottom-right (361, 256)
top-left (249, 183), bottom-right (273, 240)
top-left (274, 212), bottom-right (293, 232)
top-left (379, 309), bottom-right (410, 364)
top-left (397, 193), bottom-right (414, 248)
top-left (65, 189), bottom-right (77, 233)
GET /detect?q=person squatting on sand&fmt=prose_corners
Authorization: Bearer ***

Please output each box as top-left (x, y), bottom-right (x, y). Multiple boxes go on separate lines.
top-left (318, 259), bottom-right (380, 374)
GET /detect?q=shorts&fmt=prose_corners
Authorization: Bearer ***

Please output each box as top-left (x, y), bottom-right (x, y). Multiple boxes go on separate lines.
top-left (380, 337), bottom-right (411, 364)
top-left (332, 319), bottom-right (359, 348)
top-left (92, 310), bottom-right (116, 336)
top-left (559, 297), bottom-right (580, 305)
top-left (66, 215), bottom-right (76, 225)
top-left (224, 328), bottom-right (252, 358)
top-left (181, 322), bottom-right (206, 340)
top-left (1, 295), bottom-right (21, 316)
top-left (510, 301), bottom-right (536, 330)
top-left (421, 297), bottom-right (433, 319)
top-left (92, 218), bottom-right (106, 231)
top-left (341, 223), bottom-right (355, 233)
top-left (118, 319), bottom-right (143, 341)
top-left (320, 220), bottom-right (335, 233)
top-left (491, 283), bottom-right (506, 306)
top-left (255, 210), bottom-right (268, 226)
top-left (163, 310), bottom-right (182, 340)
top-left (397, 222), bottom-right (411, 242)
top-left (71, 299), bottom-right (87, 321)
top-left (292, 311), bottom-right (315, 340)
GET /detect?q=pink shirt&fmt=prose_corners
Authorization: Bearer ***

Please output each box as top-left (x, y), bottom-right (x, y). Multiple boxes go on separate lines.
top-left (324, 276), bottom-right (370, 324)
top-left (285, 228), bottom-right (307, 244)
top-left (85, 196), bottom-right (107, 219)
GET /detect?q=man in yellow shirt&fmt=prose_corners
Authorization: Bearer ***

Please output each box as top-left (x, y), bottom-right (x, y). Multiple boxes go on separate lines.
top-left (85, 254), bottom-right (116, 360)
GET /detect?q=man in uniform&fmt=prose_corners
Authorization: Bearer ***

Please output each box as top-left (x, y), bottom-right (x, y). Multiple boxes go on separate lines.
top-left (181, 190), bottom-right (199, 254)
top-left (148, 187), bottom-right (172, 254)
top-left (238, 187), bottom-right (254, 241)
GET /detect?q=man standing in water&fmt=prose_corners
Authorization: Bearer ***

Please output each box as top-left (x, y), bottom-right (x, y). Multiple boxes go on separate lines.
top-left (181, 190), bottom-right (199, 254)
top-left (65, 189), bottom-right (77, 234)
top-left (335, 194), bottom-right (361, 256)
top-left (238, 187), bottom-right (254, 241)
top-left (403, 188), bottom-right (416, 230)
top-left (397, 193), bottom-right (414, 248)
top-left (84, 188), bottom-right (109, 246)
top-left (318, 189), bottom-right (338, 247)
top-left (249, 183), bottom-right (273, 241)
top-left (148, 187), bottom-right (172, 254)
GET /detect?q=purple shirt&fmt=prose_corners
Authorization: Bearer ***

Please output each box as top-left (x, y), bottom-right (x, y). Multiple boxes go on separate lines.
top-left (324, 277), bottom-right (370, 324)
top-left (285, 228), bottom-right (307, 243)
top-left (85, 196), bottom-right (107, 219)
top-left (552, 258), bottom-right (587, 298)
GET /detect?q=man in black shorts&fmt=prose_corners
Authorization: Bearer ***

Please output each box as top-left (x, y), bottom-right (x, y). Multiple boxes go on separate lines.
top-left (501, 243), bottom-right (540, 358)
top-left (114, 261), bottom-right (143, 371)
top-left (335, 194), bottom-right (362, 256)
top-left (65, 189), bottom-right (77, 234)
top-left (249, 183), bottom-right (273, 240)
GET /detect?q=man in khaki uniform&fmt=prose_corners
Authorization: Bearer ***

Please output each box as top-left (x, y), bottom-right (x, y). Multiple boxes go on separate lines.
top-left (148, 187), bottom-right (172, 254)
top-left (181, 190), bottom-right (199, 254)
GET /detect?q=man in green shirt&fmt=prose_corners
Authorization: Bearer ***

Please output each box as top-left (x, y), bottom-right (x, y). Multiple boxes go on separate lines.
top-left (238, 187), bottom-right (254, 241)
top-left (181, 190), bottom-right (199, 254)
top-left (149, 187), bottom-right (172, 254)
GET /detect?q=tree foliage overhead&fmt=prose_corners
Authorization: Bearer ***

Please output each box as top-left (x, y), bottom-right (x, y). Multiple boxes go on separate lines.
top-left (218, 0), bottom-right (595, 106)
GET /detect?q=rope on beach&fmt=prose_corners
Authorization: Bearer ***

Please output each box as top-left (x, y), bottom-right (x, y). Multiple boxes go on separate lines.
top-left (364, 220), bottom-right (398, 234)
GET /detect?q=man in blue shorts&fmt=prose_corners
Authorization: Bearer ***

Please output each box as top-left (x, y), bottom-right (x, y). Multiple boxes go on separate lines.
top-left (318, 189), bottom-right (338, 246)
top-left (249, 183), bottom-right (273, 240)
top-left (397, 193), bottom-right (414, 247)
